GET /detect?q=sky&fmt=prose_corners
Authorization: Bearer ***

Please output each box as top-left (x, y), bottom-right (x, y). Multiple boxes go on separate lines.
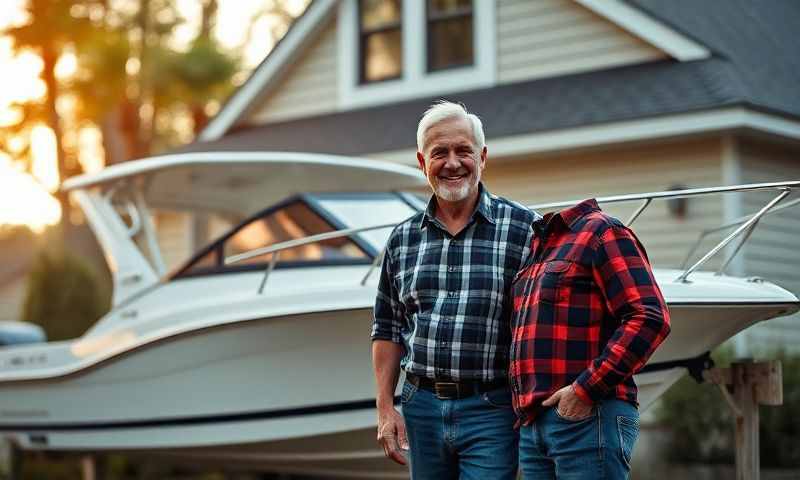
top-left (0, 0), bottom-right (307, 232)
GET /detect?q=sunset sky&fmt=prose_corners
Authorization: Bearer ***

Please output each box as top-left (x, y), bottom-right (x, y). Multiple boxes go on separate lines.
top-left (0, 0), bottom-right (306, 232)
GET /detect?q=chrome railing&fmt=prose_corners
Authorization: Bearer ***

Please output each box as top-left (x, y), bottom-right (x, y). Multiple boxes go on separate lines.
top-left (225, 181), bottom-right (800, 292)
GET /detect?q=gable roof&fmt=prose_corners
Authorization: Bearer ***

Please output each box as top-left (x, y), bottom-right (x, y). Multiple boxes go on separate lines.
top-left (187, 0), bottom-right (800, 157)
top-left (198, 0), bottom-right (715, 143)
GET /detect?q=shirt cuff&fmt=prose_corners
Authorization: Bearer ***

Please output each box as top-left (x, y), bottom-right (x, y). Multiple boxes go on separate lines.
top-left (370, 332), bottom-right (403, 344)
top-left (573, 370), bottom-right (609, 404)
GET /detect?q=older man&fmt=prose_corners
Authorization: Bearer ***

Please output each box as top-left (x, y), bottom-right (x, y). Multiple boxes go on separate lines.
top-left (371, 101), bottom-right (537, 479)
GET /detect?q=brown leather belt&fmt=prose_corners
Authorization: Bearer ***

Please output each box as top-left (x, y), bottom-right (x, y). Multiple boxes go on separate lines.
top-left (406, 373), bottom-right (508, 400)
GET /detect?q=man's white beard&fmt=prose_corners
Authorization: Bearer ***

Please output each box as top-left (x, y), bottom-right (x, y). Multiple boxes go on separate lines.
top-left (430, 171), bottom-right (480, 202)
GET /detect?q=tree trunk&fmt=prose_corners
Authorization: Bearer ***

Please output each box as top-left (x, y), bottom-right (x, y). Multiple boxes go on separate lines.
top-left (100, 106), bottom-right (129, 166)
top-left (41, 45), bottom-right (70, 232)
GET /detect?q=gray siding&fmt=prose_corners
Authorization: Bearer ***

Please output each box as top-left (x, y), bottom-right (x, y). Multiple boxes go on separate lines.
top-left (738, 139), bottom-right (800, 351)
top-left (250, 17), bottom-right (338, 124)
top-left (484, 137), bottom-right (725, 269)
top-left (497, 0), bottom-right (666, 84)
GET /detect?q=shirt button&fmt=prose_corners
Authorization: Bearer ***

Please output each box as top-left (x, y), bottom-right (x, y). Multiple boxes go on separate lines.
top-left (439, 341), bottom-right (448, 348)
top-left (448, 291), bottom-right (457, 297)
top-left (448, 266), bottom-right (456, 273)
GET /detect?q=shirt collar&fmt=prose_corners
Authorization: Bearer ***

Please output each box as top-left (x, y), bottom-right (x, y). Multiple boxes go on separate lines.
top-left (421, 182), bottom-right (496, 229)
top-left (535, 198), bottom-right (601, 234)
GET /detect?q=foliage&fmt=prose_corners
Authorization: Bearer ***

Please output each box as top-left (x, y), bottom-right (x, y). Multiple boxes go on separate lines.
top-left (21, 246), bottom-right (111, 341)
top-left (655, 347), bottom-right (800, 468)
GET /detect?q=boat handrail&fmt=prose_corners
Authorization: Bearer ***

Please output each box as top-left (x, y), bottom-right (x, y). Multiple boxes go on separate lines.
top-left (225, 181), bottom-right (799, 291)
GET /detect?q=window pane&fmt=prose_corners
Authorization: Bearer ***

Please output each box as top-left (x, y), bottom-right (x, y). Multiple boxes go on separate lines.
top-left (361, 0), bottom-right (401, 30)
top-left (317, 197), bottom-right (418, 252)
top-left (363, 29), bottom-right (402, 82)
top-left (429, 0), bottom-right (472, 15)
top-left (223, 202), bottom-right (366, 266)
top-left (429, 17), bottom-right (473, 71)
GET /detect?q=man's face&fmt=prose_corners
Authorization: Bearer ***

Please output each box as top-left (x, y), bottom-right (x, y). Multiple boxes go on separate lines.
top-left (417, 117), bottom-right (486, 203)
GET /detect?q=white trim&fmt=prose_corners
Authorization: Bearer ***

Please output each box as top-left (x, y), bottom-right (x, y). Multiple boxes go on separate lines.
top-left (337, 0), bottom-right (495, 110)
top-left (369, 108), bottom-right (800, 165)
top-left (198, 0), bottom-right (338, 142)
top-left (574, 0), bottom-right (710, 61)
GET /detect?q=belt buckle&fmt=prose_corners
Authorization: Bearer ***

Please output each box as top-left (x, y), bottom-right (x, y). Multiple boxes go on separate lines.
top-left (434, 382), bottom-right (459, 400)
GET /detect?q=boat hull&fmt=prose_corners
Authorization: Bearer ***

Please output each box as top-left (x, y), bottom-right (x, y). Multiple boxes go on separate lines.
top-left (0, 298), bottom-right (796, 478)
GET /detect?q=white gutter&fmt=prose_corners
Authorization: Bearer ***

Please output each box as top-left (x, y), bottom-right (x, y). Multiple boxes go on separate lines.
top-left (370, 107), bottom-right (800, 165)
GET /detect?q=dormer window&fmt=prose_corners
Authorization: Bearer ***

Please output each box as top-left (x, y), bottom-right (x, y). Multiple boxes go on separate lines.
top-left (340, 0), bottom-right (495, 108)
top-left (427, 0), bottom-right (474, 72)
top-left (359, 0), bottom-right (403, 83)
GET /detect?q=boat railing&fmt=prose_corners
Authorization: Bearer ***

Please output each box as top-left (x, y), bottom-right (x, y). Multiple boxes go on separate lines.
top-left (225, 181), bottom-right (800, 293)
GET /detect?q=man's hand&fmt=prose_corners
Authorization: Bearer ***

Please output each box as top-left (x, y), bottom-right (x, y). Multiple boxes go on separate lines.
top-left (377, 406), bottom-right (409, 465)
top-left (542, 384), bottom-right (593, 420)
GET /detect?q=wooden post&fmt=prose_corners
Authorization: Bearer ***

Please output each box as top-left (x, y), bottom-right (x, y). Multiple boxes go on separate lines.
top-left (5, 440), bottom-right (22, 480)
top-left (733, 360), bottom-right (759, 480)
top-left (81, 455), bottom-right (96, 480)
top-left (705, 359), bottom-right (783, 480)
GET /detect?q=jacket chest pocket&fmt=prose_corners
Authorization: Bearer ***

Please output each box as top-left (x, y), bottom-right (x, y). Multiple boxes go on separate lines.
top-left (538, 260), bottom-right (593, 305)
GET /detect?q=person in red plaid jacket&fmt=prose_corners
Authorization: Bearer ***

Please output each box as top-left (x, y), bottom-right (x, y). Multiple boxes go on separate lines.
top-left (511, 199), bottom-right (670, 479)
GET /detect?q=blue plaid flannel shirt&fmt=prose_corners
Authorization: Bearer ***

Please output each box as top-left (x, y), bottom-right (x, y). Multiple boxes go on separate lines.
top-left (372, 183), bottom-right (538, 381)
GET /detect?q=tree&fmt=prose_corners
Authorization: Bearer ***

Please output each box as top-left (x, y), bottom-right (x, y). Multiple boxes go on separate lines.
top-left (3, 0), bottom-right (93, 226)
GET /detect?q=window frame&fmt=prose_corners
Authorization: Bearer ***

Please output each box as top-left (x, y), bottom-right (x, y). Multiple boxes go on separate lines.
top-left (170, 195), bottom-right (375, 280)
top-left (358, 0), bottom-right (404, 84)
top-left (338, 0), bottom-right (496, 110)
top-left (426, 0), bottom-right (475, 73)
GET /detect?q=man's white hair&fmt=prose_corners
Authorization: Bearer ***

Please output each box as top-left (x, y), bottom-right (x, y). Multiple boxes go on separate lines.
top-left (416, 101), bottom-right (485, 153)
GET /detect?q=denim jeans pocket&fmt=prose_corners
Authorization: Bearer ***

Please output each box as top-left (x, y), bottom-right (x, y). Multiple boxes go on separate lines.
top-left (616, 415), bottom-right (640, 468)
top-left (481, 387), bottom-right (513, 408)
top-left (401, 380), bottom-right (418, 404)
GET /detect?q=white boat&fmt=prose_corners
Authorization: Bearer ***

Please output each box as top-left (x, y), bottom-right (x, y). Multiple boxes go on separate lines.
top-left (0, 152), bottom-right (796, 479)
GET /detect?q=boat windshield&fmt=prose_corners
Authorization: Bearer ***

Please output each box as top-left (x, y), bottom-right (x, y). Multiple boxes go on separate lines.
top-left (312, 193), bottom-right (422, 252)
top-left (173, 199), bottom-right (370, 278)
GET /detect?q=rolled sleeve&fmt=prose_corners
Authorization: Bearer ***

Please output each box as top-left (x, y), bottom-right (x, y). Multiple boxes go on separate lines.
top-left (574, 225), bottom-right (671, 402)
top-left (371, 249), bottom-right (405, 344)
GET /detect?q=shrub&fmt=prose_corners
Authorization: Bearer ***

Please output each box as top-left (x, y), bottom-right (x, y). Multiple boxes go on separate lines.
top-left (21, 248), bottom-right (111, 341)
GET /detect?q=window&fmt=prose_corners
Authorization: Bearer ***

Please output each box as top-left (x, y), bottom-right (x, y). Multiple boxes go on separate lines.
top-left (177, 200), bottom-right (368, 277)
top-left (427, 0), bottom-right (473, 72)
top-left (224, 202), bottom-right (366, 265)
top-left (340, 1), bottom-right (493, 109)
top-left (359, 0), bottom-right (403, 83)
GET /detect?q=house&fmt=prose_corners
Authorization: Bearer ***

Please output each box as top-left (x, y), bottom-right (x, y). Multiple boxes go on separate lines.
top-left (166, 0), bottom-right (800, 353)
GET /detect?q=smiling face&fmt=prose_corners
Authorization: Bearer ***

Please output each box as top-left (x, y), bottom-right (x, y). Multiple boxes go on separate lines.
top-left (417, 116), bottom-right (486, 204)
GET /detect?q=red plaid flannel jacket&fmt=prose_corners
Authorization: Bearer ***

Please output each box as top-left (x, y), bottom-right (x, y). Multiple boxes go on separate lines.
top-left (510, 199), bottom-right (670, 424)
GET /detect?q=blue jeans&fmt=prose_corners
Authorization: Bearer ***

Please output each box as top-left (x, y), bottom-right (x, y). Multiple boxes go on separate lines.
top-left (400, 380), bottom-right (519, 480)
top-left (519, 399), bottom-right (639, 479)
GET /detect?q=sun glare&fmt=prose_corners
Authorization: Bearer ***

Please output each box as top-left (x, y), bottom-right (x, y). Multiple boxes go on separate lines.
top-left (30, 125), bottom-right (60, 191)
top-left (0, 154), bottom-right (61, 232)
top-left (0, 0), bottom-right (310, 231)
